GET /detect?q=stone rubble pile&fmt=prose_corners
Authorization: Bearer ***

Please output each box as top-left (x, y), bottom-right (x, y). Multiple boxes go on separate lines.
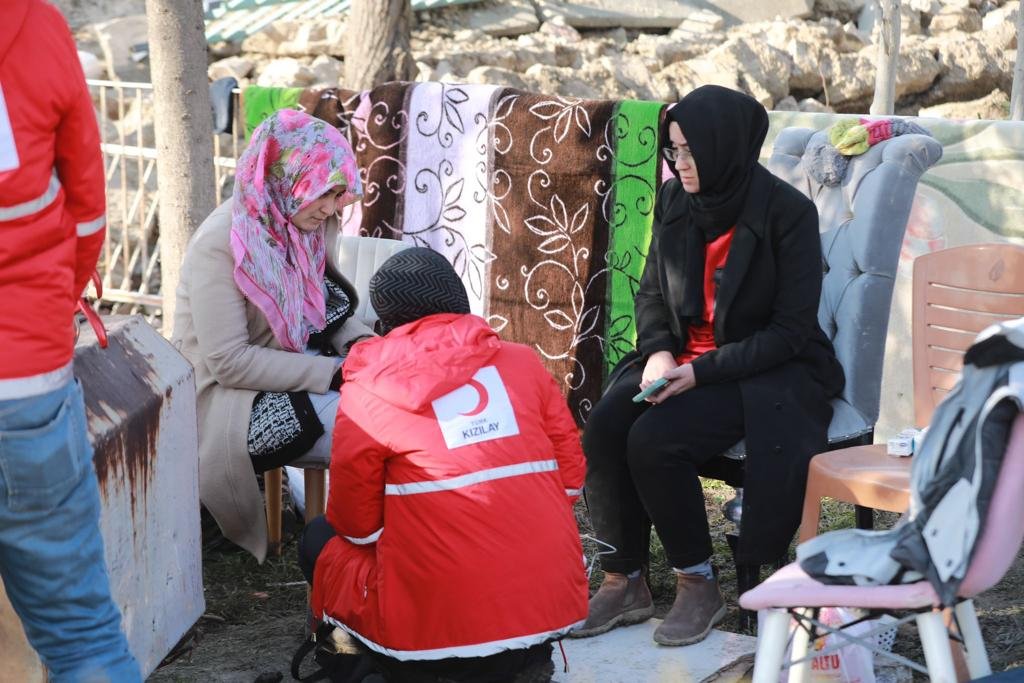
top-left (75, 0), bottom-right (1017, 124)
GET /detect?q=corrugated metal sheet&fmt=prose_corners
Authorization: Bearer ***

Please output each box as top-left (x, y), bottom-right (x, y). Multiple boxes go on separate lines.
top-left (205, 0), bottom-right (482, 44)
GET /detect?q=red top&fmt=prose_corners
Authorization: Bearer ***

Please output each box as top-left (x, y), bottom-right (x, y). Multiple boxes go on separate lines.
top-left (676, 227), bottom-right (736, 365)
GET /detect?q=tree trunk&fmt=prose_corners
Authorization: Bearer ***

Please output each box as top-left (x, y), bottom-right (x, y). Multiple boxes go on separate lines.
top-left (1011, 3), bottom-right (1024, 120)
top-left (344, 0), bottom-right (415, 90)
top-left (870, 0), bottom-right (901, 115)
top-left (145, 0), bottom-right (216, 335)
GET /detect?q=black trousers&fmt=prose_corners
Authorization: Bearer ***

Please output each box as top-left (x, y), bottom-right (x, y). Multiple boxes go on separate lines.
top-left (582, 364), bottom-right (745, 574)
top-left (298, 514), bottom-right (336, 584)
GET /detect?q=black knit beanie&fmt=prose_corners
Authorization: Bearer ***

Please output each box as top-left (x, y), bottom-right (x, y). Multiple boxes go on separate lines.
top-left (369, 247), bottom-right (471, 333)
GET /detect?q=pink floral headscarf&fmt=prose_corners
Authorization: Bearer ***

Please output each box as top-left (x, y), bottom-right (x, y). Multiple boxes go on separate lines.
top-left (230, 109), bottom-right (362, 352)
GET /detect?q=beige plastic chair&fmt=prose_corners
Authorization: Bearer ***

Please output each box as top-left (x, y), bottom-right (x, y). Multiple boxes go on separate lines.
top-left (799, 243), bottom-right (1024, 544)
top-left (911, 244), bottom-right (1024, 427)
top-left (265, 233), bottom-right (411, 555)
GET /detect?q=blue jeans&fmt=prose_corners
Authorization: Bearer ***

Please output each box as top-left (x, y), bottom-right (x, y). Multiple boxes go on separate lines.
top-left (0, 380), bottom-right (140, 682)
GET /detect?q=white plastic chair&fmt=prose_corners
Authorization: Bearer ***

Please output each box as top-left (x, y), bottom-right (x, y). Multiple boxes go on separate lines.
top-left (265, 233), bottom-right (410, 554)
top-left (740, 412), bottom-right (1024, 683)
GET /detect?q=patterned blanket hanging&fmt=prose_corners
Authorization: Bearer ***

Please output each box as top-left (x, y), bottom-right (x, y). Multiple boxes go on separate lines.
top-left (242, 83), bottom-right (667, 424)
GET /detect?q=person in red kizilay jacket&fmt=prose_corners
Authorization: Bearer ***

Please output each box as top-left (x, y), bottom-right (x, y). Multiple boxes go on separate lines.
top-left (0, 0), bottom-right (140, 680)
top-left (298, 248), bottom-right (588, 682)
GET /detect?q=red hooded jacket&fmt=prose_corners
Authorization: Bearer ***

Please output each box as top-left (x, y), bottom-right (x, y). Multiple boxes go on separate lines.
top-left (0, 0), bottom-right (105, 399)
top-left (311, 313), bottom-right (588, 661)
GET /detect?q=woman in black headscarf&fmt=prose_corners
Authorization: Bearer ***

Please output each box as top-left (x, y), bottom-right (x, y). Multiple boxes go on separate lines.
top-left (573, 86), bottom-right (844, 646)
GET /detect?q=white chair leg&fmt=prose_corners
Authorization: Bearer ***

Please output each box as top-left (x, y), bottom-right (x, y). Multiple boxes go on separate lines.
top-left (954, 600), bottom-right (992, 679)
top-left (917, 610), bottom-right (957, 683)
top-left (787, 609), bottom-right (813, 683)
top-left (753, 609), bottom-right (791, 683)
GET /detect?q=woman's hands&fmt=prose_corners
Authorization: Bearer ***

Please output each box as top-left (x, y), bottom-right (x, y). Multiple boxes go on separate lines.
top-left (656, 363), bottom-right (696, 402)
top-left (343, 334), bottom-right (375, 353)
top-left (641, 351), bottom-right (676, 388)
top-left (640, 351), bottom-right (697, 404)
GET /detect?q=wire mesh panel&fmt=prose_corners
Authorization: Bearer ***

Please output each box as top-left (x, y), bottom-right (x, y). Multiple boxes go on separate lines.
top-left (89, 79), bottom-right (244, 322)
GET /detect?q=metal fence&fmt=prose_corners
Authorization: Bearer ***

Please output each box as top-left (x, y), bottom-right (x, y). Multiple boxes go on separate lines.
top-left (90, 79), bottom-right (244, 320)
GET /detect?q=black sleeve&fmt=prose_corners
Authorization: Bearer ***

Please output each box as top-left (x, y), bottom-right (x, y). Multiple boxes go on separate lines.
top-left (691, 201), bottom-right (823, 385)
top-left (635, 182), bottom-right (683, 358)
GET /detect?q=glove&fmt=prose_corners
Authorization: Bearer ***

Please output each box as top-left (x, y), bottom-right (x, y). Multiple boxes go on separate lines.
top-left (329, 364), bottom-right (344, 392)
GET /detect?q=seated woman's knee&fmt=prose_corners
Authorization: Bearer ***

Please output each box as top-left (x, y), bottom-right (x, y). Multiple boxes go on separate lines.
top-left (581, 399), bottom-right (625, 456)
top-left (625, 425), bottom-right (666, 473)
top-left (581, 418), bottom-right (610, 459)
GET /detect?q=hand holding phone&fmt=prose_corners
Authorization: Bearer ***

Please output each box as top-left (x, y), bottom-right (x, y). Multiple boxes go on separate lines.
top-left (632, 377), bottom-right (669, 403)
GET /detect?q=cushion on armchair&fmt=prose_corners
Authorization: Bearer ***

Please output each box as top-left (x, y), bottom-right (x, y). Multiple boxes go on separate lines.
top-left (723, 126), bottom-right (942, 459)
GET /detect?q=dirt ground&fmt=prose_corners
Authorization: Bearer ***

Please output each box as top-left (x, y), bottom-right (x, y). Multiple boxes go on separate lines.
top-left (150, 481), bottom-right (1024, 682)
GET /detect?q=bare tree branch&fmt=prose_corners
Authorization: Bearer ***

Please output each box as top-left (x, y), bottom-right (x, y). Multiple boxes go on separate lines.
top-left (870, 0), bottom-right (902, 115)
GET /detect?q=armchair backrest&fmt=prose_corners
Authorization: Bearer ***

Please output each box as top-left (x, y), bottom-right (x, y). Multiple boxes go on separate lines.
top-left (767, 127), bottom-right (943, 442)
top-left (324, 229), bottom-right (411, 327)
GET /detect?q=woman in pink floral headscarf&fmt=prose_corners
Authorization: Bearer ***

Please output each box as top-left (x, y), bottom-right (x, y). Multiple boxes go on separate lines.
top-left (171, 110), bottom-right (372, 560)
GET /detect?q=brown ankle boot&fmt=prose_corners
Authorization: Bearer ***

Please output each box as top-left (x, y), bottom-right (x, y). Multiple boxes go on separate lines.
top-left (570, 571), bottom-right (655, 638)
top-left (653, 573), bottom-right (726, 646)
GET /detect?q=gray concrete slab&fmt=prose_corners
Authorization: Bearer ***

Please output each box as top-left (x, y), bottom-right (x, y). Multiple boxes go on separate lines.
top-left (553, 622), bottom-right (758, 682)
top-left (537, 0), bottom-right (700, 30)
top-left (465, 0), bottom-right (540, 37)
top-left (693, 0), bottom-right (815, 25)
top-left (92, 14), bottom-right (150, 81)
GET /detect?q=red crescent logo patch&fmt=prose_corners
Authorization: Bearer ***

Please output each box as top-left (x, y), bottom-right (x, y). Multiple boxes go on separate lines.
top-left (459, 378), bottom-right (490, 416)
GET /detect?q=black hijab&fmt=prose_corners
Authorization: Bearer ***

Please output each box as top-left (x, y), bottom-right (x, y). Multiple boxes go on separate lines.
top-left (662, 86), bottom-right (769, 320)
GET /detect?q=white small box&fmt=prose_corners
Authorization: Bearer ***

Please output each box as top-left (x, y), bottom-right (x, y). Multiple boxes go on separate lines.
top-left (887, 436), bottom-right (914, 457)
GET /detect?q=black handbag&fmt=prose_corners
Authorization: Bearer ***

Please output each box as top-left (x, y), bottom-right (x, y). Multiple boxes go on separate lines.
top-left (290, 623), bottom-right (380, 683)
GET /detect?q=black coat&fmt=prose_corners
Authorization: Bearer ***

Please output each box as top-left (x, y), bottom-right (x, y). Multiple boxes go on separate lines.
top-left (621, 165), bottom-right (845, 564)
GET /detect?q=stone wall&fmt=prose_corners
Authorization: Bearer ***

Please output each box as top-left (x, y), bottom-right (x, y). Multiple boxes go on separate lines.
top-left (72, 0), bottom-right (1017, 118)
top-left (196, 0), bottom-right (1015, 117)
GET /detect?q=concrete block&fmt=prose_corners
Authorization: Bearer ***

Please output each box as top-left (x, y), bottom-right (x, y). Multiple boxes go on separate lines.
top-left (78, 316), bottom-right (204, 677)
top-left (0, 316), bottom-right (203, 678)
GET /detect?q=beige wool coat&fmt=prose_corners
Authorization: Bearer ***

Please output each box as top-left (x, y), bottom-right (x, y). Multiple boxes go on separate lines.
top-left (171, 200), bottom-right (372, 561)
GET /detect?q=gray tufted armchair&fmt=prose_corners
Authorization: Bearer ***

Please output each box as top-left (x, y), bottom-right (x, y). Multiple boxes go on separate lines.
top-left (775, 126), bottom-right (943, 445)
top-left (708, 125), bottom-right (943, 608)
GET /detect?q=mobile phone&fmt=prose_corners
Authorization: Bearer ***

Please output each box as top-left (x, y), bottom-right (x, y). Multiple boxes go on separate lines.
top-left (632, 377), bottom-right (669, 403)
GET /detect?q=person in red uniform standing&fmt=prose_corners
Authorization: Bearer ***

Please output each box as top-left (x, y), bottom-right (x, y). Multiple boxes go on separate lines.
top-left (0, 1), bottom-right (140, 680)
top-left (299, 248), bottom-right (587, 682)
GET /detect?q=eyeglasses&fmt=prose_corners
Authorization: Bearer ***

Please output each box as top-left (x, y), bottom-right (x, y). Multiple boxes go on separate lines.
top-left (663, 146), bottom-right (694, 164)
